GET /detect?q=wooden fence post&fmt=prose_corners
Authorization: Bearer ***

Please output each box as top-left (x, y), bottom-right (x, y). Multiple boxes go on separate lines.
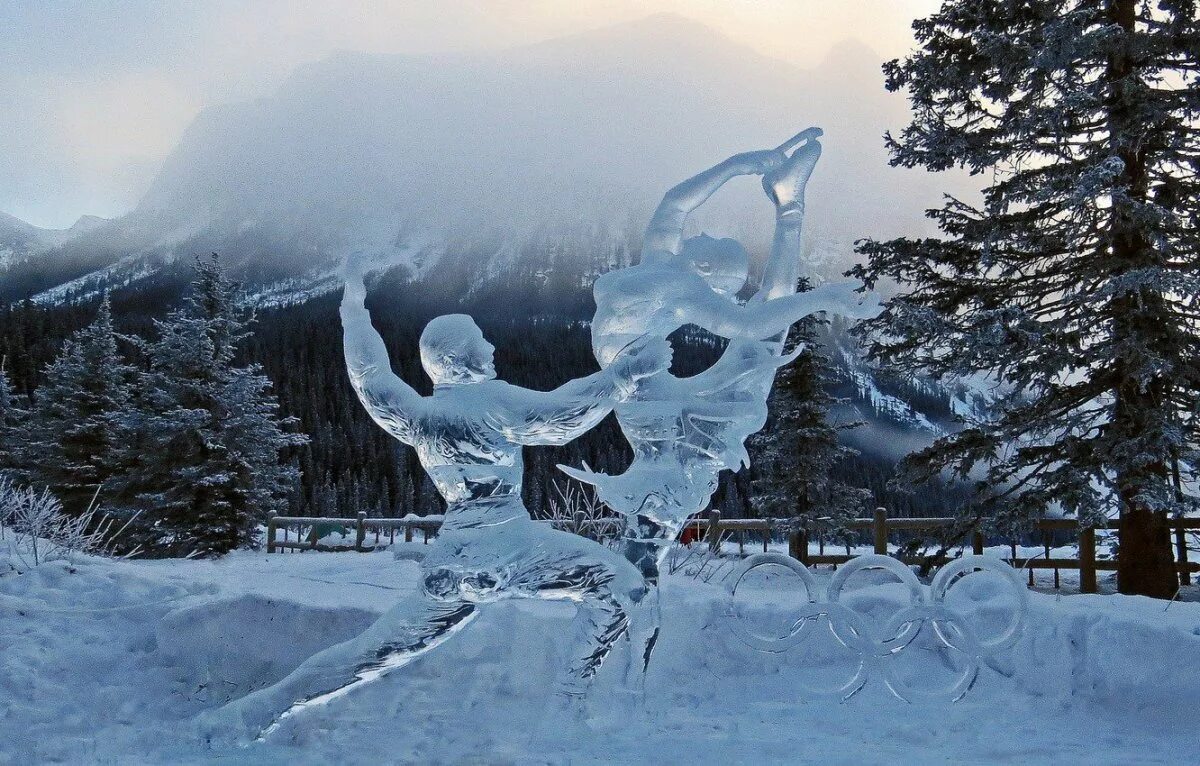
top-left (972, 530), bottom-right (984, 556)
top-left (405, 523), bottom-right (414, 543)
top-left (707, 509), bottom-right (721, 552)
top-left (355, 511), bottom-right (367, 551)
top-left (1079, 526), bottom-right (1097, 594)
top-left (873, 508), bottom-right (888, 555)
top-left (1175, 521), bottom-right (1191, 587)
top-left (266, 511), bottom-right (277, 554)
top-left (762, 523), bottom-right (770, 553)
top-left (788, 528), bottom-right (803, 563)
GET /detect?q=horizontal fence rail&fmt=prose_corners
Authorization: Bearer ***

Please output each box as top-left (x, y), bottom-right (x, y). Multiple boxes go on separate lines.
top-left (266, 511), bottom-right (445, 553)
top-left (266, 508), bottom-right (1199, 594)
top-left (265, 510), bottom-right (616, 554)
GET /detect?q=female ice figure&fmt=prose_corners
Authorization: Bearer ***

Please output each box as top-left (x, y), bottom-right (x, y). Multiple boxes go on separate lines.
top-left (565, 129), bottom-right (879, 583)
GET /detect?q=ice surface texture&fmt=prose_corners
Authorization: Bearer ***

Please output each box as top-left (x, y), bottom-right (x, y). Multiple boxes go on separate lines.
top-left (564, 128), bottom-right (881, 581)
top-left (724, 553), bottom-right (1028, 702)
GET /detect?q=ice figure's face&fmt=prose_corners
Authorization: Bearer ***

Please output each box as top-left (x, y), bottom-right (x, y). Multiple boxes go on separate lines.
top-left (419, 314), bottom-right (497, 386)
top-left (681, 235), bottom-right (748, 297)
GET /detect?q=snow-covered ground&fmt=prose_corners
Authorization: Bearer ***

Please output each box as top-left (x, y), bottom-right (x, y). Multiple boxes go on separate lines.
top-left (2, 546), bottom-right (1198, 765)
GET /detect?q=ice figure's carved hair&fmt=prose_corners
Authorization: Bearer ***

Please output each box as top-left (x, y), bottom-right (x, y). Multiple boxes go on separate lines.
top-left (419, 314), bottom-right (495, 386)
top-left (680, 234), bottom-right (748, 295)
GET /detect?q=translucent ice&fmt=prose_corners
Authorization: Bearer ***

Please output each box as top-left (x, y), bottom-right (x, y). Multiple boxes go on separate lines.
top-left (199, 129), bottom-right (882, 742)
top-left (565, 129), bottom-right (881, 581)
top-left (199, 257), bottom-right (667, 742)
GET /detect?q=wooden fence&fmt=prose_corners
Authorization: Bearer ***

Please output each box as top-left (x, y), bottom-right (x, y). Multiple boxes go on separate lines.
top-left (266, 508), bottom-right (1199, 595)
top-left (266, 512), bottom-right (444, 553)
top-left (266, 510), bottom-right (614, 554)
top-left (682, 508), bottom-right (1200, 594)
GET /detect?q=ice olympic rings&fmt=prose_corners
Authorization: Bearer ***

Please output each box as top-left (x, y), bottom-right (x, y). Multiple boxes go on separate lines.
top-left (724, 553), bottom-right (1027, 702)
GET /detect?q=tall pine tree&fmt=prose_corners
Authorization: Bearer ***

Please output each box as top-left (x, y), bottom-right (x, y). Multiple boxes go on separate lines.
top-left (852, 1), bottom-right (1199, 596)
top-left (0, 357), bottom-right (25, 475)
top-left (749, 284), bottom-right (872, 532)
top-left (119, 256), bottom-right (307, 556)
top-left (22, 297), bottom-right (132, 509)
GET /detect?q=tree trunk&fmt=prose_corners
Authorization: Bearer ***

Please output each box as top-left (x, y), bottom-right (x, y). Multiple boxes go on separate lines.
top-left (1117, 506), bottom-right (1177, 598)
top-left (1107, 0), bottom-right (1178, 598)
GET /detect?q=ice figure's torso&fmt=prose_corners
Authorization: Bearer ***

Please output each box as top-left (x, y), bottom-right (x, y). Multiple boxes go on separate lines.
top-left (591, 262), bottom-right (710, 369)
top-left (586, 264), bottom-right (787, 528)
top-left (403, 383), bottom-right (527, 528)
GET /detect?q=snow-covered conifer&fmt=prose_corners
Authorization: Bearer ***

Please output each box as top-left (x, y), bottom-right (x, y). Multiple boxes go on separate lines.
top-left (0, 359), bottom-right (24, 474)
top-left (21, 297), bottom-right (132, 509)
top-left (851, 1), bottom-right (1199, 596)
top-left (119, 255), bottom-right (308, 556)
top-left (749, 282), bottom-right (871, 532)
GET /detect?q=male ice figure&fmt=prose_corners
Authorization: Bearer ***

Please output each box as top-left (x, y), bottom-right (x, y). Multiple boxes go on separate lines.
top-left (564, 129), bottom-right (879, 582)
top-left (200, 258), bottom-right (668, 743)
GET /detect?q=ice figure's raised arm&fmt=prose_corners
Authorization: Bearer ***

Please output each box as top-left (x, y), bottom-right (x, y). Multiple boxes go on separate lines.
top-left (340, 269), bottom-right (424, 444)
top-left (642, 150), bottom-right (785, 260)
top-left (487, 339), bottom-right (671, 446)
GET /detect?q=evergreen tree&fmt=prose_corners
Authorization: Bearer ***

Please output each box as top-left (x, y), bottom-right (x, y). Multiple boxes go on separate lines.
top-left (851, 1), bottom-right (1199, 596)
top-left (21, 297), bottom-right (132, 509)
top-left (749, 283), bottom-right (872, 532)
top-left (0, 357), bottom-right (26, 474)
top-left (119, 256), bottom-right (308, 556)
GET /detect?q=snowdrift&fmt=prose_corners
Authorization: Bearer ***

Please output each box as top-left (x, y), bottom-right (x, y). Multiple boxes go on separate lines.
top-left (1, 549), bottom-right (1196, 764)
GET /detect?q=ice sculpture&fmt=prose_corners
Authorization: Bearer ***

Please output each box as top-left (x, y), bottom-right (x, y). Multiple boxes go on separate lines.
top-left (561, 129), bottom-right (881, 583)
top-left (723, 553), bottom-right (1028, 702)
top-left (199, 257), bottom-right (669, 743)
top-left (199, 130), bottom-right (885, 743)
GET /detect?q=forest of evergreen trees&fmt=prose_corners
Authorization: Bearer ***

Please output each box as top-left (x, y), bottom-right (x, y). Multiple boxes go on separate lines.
top-left (0, 252), bottom-right (977, 558)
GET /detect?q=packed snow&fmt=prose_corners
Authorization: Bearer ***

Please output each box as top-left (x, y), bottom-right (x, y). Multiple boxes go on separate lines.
top-left (2, 545), bottom-right (1197, 765)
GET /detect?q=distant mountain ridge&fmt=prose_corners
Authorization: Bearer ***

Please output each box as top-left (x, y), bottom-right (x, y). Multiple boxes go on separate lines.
top-left (0, 13), bottom-right (956, 305)
top-left (0, 213), bottom-right (109, 270)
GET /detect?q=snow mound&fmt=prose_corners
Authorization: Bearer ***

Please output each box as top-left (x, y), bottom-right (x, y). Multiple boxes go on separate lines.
top-left (0, 551), bottom-right (1197, 764)
top-left (157, 595), bottom-right (377, 705)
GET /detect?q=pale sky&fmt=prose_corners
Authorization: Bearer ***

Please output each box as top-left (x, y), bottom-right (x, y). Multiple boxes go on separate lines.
top-left (0, 1), bottom-right (940, 229)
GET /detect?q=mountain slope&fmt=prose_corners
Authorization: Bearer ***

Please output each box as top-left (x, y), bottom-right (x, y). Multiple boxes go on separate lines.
top-left (4, 13), bottom-right (956, 304)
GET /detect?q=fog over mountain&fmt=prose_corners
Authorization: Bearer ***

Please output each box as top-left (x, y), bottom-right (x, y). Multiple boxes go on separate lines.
top-left (2, 13), bottom-right (960, 303)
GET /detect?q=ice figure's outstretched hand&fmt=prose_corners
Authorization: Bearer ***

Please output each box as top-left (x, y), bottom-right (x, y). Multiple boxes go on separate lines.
top-left (728, 149), bottom-right (788, 176)
top-left (341, 251), bottom-right (371, 300)
top-left (610, 337), bottom-right (673, 394)
top-left (825, 282), bottom-right (883, 320)
top-left (775, 127), bottom-right (823, 154)
top-left (799, 281), bottom-right (883, 321)
top-left (763, 132), bottom-right (823, 220)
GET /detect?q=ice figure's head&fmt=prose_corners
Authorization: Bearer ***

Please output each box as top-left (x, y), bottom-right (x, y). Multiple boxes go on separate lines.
top-left (681, 234), bottom-right (748, 296)
top-left (420, 314), bottom-right (497, 386)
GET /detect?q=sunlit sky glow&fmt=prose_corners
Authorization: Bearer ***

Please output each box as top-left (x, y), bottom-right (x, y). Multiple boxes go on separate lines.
top-left (0, 0), bottom-right (939, 228)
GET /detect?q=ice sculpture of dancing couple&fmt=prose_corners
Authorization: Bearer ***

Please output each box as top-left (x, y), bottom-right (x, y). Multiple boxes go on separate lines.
top-left (202, 127), bottom-right (880, 743)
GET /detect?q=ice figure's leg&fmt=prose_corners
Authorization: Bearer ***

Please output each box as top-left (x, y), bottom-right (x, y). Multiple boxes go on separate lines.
top-left (557, 591), bottom-right (634, 698)
top-left (624, 583), bottom-right (661, 688)
top-left (762, 136), bottom-right (821, 218)
top-left (565, 563), bottom-right (657, 697)
top-left (620, 513), bottom-right (668, 584)
top-left (197, 592), bottom-right (476, 744)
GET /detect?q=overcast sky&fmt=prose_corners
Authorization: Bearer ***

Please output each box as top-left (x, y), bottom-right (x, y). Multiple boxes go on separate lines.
top-left (0, 0), bottom-right (939, 229)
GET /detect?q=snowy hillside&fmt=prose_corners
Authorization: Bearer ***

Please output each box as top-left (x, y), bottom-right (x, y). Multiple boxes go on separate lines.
top-left (2, 547), bottom-right (1197, 764)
